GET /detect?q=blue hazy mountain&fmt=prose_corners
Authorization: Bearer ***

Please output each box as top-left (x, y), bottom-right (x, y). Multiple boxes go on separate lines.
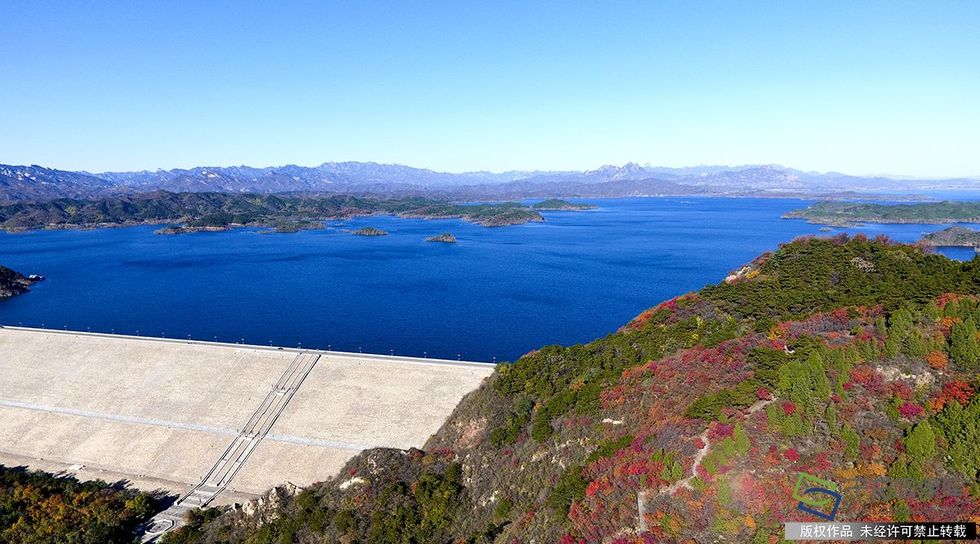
top-left (1, 161), bottom-right (978, 202)
top-left (0, 164), bottom-right (116, 202)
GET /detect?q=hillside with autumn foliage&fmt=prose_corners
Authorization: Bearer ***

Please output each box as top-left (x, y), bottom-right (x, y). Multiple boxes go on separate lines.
top-left (160, 234), bottom-right (980, 543)
top-left (0, 465), bottom-right (162, 543)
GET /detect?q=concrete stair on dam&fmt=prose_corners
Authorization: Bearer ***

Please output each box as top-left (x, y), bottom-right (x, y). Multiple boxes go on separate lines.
top-left (142, 352), bottom-right (320, 542)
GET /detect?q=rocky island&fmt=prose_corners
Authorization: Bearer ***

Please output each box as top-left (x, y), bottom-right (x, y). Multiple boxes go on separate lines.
top-left (920, 226), bottom-right (980, 249)
top-left (531, 198), bottom-right (596, 211)
top-left (0, 265), bottom-right (42, 298)
top-left (351, 227), bottom-right (388, 236)
top-left (784, 200), bottom-right (980, 226)
top-left (154, 225), bottom-right (231, 235)
top-left (425, 232), bottom-right (457, 243)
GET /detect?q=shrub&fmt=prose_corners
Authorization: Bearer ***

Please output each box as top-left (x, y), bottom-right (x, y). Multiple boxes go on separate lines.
top-left (548, 465), bottom-right (587, 514)
top-left (490, 395), bottom-right (534, 447)
top-left (926, 350), bottom-right (949, 370)
top-left (898, 402), bottom-right (924, 419)
top-left (585, 435), bottom-right (634, 465)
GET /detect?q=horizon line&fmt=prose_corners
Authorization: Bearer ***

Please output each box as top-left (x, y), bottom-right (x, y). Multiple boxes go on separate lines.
top-left (4, 160), bottom-right (978, 182)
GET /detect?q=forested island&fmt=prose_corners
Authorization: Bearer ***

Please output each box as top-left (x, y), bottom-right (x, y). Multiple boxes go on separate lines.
top-left (784, 200), bottom-right (980, 226)
top-left (0, 265), bottom-right (42, 298)
top-left (921, 226), bottom-right (980, 249)
top-left (530, 199), bottom-right (597, 211)
top-left (0, 192), bottom-right (577, 233)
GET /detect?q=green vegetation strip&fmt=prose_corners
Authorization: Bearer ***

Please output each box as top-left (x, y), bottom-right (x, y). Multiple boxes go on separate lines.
top-left (0, 193), bottom-right (596, 231)
top-left (784, 200), bottom-right (980, 226)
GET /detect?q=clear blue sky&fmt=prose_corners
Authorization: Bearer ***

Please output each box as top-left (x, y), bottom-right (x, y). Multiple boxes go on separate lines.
top-left (1, 1), bottom-right (978, 177)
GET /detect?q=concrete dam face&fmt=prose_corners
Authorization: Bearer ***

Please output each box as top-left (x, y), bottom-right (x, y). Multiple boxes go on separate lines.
top-left (0, 327), bottom-right (494, 507)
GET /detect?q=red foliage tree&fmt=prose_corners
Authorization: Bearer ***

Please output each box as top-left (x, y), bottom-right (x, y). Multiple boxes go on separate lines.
top-left (930, 380), bottom-right (975, 411)
top-left (764, 445), bottom-right (782, 465)
top-left (708, 422), bottom-right (734, 440)
top-left (891, 382), bottom-right (914, 400)
top-left (927, 350), bottom-right (949, 370)
top-left (935, 293), bottom-right (964, 309)
top-left (898, 402), bottom-right (923, 418)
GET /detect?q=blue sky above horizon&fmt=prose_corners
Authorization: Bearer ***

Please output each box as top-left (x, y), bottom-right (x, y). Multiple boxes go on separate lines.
top-left (1, 1), bottom-right (978, 178)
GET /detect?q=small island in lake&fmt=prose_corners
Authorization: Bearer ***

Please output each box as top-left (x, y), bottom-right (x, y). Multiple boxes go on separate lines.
top-left (784, 200), bottom-right (980, 226)
top-left (531, 199), bottom-right (596, 211)
top-left (0, 265), bottom-right (43, 299)
top-left (352, 227), bottom-right (388, 236)
top-left (154, 225), bottom-right (231, 235)
top-left (920, 226), bottom-right (980, 249)
top-left (426, 232), bottom-right (457, 243)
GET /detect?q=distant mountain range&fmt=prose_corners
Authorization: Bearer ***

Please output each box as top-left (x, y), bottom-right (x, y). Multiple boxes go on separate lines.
top-left (1, 161), bottom-right (977, 203)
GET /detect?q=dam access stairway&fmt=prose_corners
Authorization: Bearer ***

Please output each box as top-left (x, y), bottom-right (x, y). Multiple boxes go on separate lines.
top-left (142, 352), bottom-right (321, 541)
top-left (0, 327), bottom-right (494, 542)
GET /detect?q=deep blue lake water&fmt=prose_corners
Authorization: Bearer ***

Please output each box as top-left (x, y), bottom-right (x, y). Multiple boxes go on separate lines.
top-left (0, 197), bottom-right (975, 361)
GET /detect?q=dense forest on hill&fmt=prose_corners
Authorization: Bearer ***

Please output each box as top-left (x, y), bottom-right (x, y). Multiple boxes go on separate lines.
top-left (0, 465), bottom-right (162, 543)
top-left (156, 235), bottom-right (980, 543)
top-left (0, 192), bottom-right (563, 231)
top-left (784, 200), bottom-right (980, 226)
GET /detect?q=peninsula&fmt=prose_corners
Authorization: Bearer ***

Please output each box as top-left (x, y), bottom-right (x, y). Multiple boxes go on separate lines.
top-left (0, 192), bottom-right (564, 233)
top-left (920, 226), bottom-right (980, 249)
top-left (0, 265), bottom-right (42, 298)
top-left (784, 200), bottom-right (980, 226)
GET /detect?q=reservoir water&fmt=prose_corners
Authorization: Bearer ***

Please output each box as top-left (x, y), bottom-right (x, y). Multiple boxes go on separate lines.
top-left (0, 197), bottom-right (975, 361)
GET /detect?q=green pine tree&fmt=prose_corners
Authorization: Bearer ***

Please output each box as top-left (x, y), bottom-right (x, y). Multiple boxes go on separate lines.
top-left (733, 422), bottom-right (751, 454)
top-left (902, 330), bottom-right (931, 358)
top-left (805, 352), bottom-right (832, 401)
top-left (904, 421), bottom-right (936, 461)
top-left (949, 317), bottom-right (979, 368)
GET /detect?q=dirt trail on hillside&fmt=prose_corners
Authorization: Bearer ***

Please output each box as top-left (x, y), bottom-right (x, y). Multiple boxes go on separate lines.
top-left (664, 398), bottom-right (773, 494)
